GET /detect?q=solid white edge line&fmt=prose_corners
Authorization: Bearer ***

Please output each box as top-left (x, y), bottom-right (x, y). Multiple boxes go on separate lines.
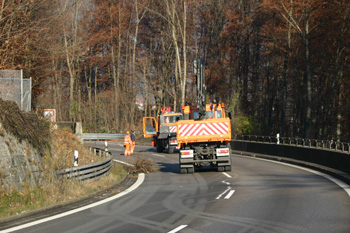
top-left (222, 172), bottom-right (232, 178)
top-left (224, 190), bottom-right (236, 199)
top-left (168, 225), bottom-right (188, 233)
top-left (114, 159), bottom-right (135, 167)
top-left (235, 154), bottom-right (350, 198)
top-left (1, 173), bottom-right (146, 233)
top-left (152, 153), bottom-right (166, 157)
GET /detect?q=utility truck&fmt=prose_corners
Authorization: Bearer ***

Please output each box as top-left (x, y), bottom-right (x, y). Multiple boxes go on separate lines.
top-left (176, 58), bottom-right (232, 173)
top-left (143, 107), bottom-right (183, 153)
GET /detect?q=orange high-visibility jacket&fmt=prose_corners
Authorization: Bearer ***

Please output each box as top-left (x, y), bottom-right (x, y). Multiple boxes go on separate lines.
top-left (124, 135), bottom-right (131, 145)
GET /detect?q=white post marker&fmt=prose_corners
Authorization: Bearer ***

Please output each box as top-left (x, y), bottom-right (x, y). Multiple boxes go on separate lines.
top-left (276, 133), bottom-right (280, 144)
top-left (105, 141), bottom-right (108, 152)
top-left (74, 150), bottom-right (78, 167)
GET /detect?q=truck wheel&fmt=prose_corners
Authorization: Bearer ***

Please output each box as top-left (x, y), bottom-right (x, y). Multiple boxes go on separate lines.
top-left (187, 167), bottom-right (194, 173)
top-left (218, 166), bottom-right (225, 172)
top-left (168, 146), bottom-right (175, 153)
top-left (225, 166), bottom-right (231, 172)
top-left (180, 168), bottom-right (187, 174)
top-left (156, 143), bottom-right (163, 153)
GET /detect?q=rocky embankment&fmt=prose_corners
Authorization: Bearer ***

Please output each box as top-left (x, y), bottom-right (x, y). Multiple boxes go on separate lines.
top-left (0, 99), bottom-right (51, 191)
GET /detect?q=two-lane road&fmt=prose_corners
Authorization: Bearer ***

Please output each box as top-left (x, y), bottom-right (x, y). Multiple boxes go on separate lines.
top-left (3, 142), bottom-right (350, 233)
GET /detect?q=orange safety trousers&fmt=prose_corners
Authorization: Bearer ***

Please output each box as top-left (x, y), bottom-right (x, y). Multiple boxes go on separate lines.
top-left (131, 142), bottom-right (135, 154)
top-left (124, 135), bottom-right (131, 156)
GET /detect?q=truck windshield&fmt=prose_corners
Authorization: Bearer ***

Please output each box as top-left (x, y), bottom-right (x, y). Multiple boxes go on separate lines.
top-left (164, 115), bottom-right (182, 123)
top-left (206, 110), bottom-right (222, 118)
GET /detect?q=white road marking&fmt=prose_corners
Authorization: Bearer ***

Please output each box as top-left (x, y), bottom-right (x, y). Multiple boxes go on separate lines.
top-left (222, 172), bottom-right (232, 178)
top-left (152, 153), bottom-right (165, 157)
top-left (224, 190), bottom-right (236, 199)
top-left (1, 173), bottom-right (146, 233)
top-left (216, 186), bottom-right (232, 200)
top-left (114, 159), bottom-right (135, 167)
top-left (168, 225), bottom-right (188, 233)
top-left (222, 181), bottom-right (231, 185)
top-left (235, 154), bottom-right (350, 198)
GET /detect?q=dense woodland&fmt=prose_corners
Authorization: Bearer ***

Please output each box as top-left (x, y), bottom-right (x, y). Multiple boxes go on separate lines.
top-left (0, 0), bottom-right (349, 141)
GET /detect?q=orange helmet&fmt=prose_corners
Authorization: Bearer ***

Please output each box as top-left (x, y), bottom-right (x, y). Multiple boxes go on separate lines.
top-left (126, 131), bottom-right (130, 134)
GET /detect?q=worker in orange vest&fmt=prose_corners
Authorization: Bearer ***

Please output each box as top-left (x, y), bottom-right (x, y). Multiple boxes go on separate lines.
top-left (124, 131), bottom-right (131, 156)
top-left (130, 130), bottom-right (136, 154)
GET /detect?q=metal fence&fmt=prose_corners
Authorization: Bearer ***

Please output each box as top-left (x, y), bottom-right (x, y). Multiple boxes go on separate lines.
top-left (0, 70), bottom-right (31, 112)
top-left (234, 134), bottom-right (350, 154)
top-left (82, 133), bottom-right (125, 141)
top-left (56, 147), bottom-right (112, 182)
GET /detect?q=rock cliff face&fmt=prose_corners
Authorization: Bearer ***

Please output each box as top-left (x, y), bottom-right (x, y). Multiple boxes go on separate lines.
top-left (0, 125), bottom-right (44, 190)
top-left (0, 99), bottom-right (51, 191)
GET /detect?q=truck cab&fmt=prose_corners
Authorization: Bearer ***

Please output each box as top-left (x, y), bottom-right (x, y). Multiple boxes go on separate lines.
top-left (143, 107), bottom-right (183, 153)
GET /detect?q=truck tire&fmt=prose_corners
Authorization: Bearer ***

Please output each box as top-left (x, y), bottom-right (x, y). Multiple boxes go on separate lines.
top-left (156, 143), bottom-right (164, 153)
top-left (187, 167), bottom-right (194, 173)
top-left (218, 166), bottom-right (225, 172)
top-left (168, 146), bottom-right (175, 153)
top-left (180, 168), bottom-right (187, 174)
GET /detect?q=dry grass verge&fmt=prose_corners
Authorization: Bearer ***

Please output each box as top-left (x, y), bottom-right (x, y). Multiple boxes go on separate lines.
top-left (0, 163), bottom-right (125, 218)
top-left (0, 127), bottom-right (126, 219)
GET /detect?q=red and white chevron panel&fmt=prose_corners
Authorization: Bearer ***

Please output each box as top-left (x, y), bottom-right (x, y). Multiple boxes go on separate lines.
top-left (169, 126), bottom-right (177, 133)
top-left (178, 122), bottom-right (229, 137)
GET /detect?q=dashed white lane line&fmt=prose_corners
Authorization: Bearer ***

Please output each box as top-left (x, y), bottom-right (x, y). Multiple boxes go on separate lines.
top-left (168, 225), bottom-right (188, 233)
top-left (216, 187), bottom-right (231, 199)
top-left (1, 173), bottom-right (145, 233)
top-left (114, 159), bottom-right (134, 167)
top-left (222, 172), bottom-right (232, 178)
top-left (224, 190), bottom-right (236, 199)
top-left (222, 181), bottom-right (231, 185)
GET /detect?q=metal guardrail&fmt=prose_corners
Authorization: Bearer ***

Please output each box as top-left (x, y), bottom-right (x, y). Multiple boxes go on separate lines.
top-left (56, 147), bottom-right (112, 182)
top-left (82, 133), bottom-right (125, 141)
top-left (234, 134), bottom-right (350, 154)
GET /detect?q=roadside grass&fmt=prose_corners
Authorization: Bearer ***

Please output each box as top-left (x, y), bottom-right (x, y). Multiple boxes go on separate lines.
top-left (0, 163), bottom-right (125, 218)
top-left (0, 128), bottom-right (126, 219)
top-left (0, 128), bottom-right (158, 219)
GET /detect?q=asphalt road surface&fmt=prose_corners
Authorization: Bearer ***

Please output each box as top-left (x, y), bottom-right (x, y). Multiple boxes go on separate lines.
top-left (2, 141), bottom-right (350, 233)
